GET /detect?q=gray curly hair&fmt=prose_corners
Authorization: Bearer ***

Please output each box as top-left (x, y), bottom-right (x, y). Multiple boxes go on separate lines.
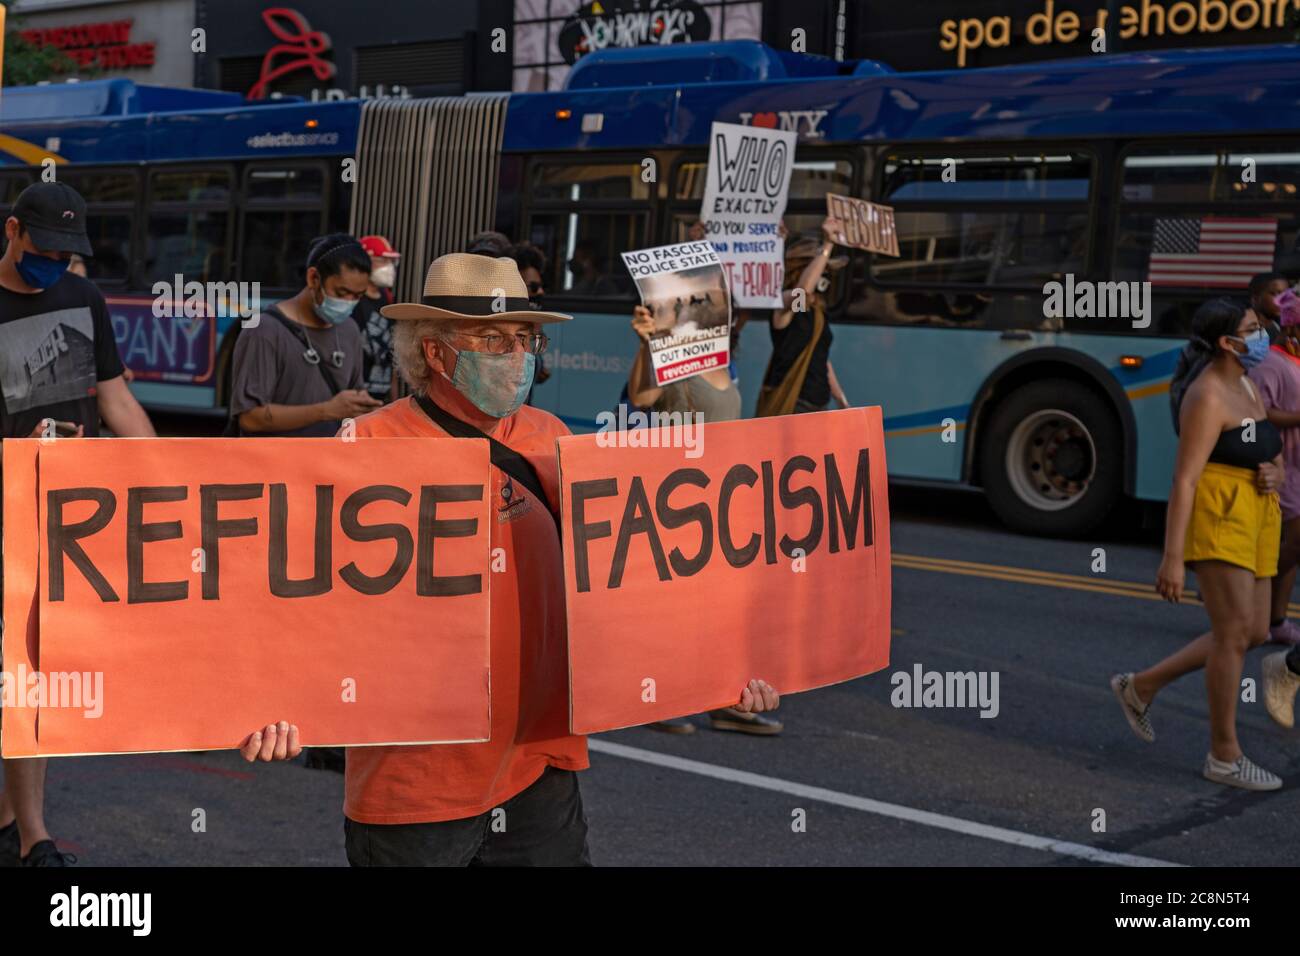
top-left (392, 319), bottom-right (452, 391)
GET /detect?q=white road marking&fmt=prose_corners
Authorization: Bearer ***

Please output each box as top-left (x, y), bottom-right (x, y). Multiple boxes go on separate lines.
top-left (589, 739), bottom-right (1182, 868)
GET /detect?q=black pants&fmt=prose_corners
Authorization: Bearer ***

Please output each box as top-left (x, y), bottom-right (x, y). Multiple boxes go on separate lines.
top-left (343, 767), bottom-right (592, 867)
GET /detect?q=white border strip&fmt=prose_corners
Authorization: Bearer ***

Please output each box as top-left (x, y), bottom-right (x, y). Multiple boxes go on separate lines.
top-left (589, 739), bottom-right (1183, 868)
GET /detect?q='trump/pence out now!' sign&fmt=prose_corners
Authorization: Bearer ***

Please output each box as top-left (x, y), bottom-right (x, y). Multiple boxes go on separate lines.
top-left (700, 121), bottom-right (797, 309)
top-left (2, 437), bottom-right (493, 757)
top-left (558, 408), bottom-right (892, 734)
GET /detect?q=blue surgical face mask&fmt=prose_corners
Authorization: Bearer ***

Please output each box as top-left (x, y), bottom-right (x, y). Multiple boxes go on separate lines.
top-left (313, 287), bottom-right (358, 325)
top-left (1231, 328), bottom-right (1271, 369)
top-left (16, 250), bottom-right (70, 290)
top-left (443, 345), bottom-right (536, 418)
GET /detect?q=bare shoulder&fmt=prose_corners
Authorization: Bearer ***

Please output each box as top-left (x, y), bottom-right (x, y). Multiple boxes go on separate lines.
top-left (1180, 371), bottom-right (1238, 436)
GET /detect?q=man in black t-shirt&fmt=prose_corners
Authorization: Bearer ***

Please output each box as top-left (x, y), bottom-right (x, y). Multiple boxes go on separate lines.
top-left (0, 182), bottom-right (156, 867)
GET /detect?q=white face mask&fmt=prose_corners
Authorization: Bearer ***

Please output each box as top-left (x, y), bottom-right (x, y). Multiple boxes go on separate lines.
top-left (371, 262), bottom-right (397, 289)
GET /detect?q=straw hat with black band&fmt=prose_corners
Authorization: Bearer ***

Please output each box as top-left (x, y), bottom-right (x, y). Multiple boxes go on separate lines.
top-left (382, 253), bottom-right (570, 324)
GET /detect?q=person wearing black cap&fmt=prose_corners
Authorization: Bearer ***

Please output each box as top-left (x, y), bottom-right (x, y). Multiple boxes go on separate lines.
top-left (229, 233), bottom-right (381, 437)
top-left (0, 181), bottom-right (156, 868)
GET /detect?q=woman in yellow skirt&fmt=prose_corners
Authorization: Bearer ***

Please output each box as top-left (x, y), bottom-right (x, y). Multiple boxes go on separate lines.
top-left (1112, 298), bottom-right (1286, 790)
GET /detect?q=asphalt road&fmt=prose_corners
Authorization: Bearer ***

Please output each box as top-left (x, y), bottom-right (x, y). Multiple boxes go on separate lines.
top-left (12, 474), bottom-right (1300, 867)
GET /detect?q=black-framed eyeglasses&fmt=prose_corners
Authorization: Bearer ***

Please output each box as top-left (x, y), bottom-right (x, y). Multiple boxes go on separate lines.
top-left (450, 331), bottom-right (549, 355)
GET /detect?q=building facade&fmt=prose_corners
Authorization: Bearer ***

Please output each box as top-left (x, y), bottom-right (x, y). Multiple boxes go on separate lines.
top-left (9, 0), bottom-right (196, 86)
top-left (12, 1), bottom-right (1297, 97)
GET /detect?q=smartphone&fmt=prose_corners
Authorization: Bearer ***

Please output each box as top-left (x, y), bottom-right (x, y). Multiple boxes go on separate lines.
top-left (52, 421), bottom-right (80, 437)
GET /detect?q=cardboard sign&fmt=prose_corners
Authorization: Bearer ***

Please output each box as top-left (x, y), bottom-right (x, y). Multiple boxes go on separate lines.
top-left (621, 241), bottom-right (732, 386)
top-left (2, 437), bottom-right (493, 757)
top-left (559, 408), bottom-right (891, 734)
top-left (700, 121), bottom-right (796, 308)
top-left (826, 193), bottom-right (900, 257)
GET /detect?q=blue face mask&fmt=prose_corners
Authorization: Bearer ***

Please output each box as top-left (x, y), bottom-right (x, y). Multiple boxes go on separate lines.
top-left (1231, 329), bottom-right (1271, 369)
top-left (16, 251), bottom-right (70, 290)
top-left (444, 345), bottom-right (536, 418)
top-left (313, 288), bottom-right (358, 325)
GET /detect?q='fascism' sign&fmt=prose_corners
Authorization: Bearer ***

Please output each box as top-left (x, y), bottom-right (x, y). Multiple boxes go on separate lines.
top-left (826, 193), bottom-right (900, 257)
top-left (558, 407), bottom-right (892, 733)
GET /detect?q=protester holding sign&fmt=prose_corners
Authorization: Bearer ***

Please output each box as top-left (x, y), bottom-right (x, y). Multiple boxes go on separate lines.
top-left (622, 240), bottom-right (732, 388)
top-left (0, 182), bottom-right (156, 868)
top-left (238, 252), bottom-right (780, 866)
top-left (756, 218), bottom-right (851, 417)
top-left (627, 305), bottom-right (740, 422)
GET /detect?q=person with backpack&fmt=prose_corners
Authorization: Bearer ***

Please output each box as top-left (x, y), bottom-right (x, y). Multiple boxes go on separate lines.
top-left (229, 234), bottom-right (381, 438)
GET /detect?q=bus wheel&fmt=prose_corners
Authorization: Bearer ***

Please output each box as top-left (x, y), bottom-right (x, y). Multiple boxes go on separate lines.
top-left (979, 379), bottom-right (1122, 537)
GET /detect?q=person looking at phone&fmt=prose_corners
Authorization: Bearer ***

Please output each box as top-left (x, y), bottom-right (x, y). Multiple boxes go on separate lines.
top-left (0, 182), bottom-right (156, 868)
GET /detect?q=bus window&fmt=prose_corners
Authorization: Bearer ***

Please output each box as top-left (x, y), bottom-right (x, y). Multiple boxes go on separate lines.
top-left (526, 159), bottom-right (650, 299)
top-left (531, 162), bottom-right (650, 202)
top-left (145, 168), bottom-right (232, 285)
top-left (239, 163), bottom-right (328, 291)
top-left (873, 208), bottom-right (1089, 288)
top-left (58, 169), bottom-right (138, 283)
top-left (0, 172), bottom-right (34, 207)
top-left (528, 211), bottom-right (644, 298)
top-left (866, 151), bottom-right (1091, 293)
top-left (1115, 144), bottom-right (1300, 334)
top-left (881, 154), bottom-right (1091, 202)
top-left (1121, 146), bottom-right (1300, 203)
top-left (150, 169), bottom-right (231, 204)
top-left (673, 158), bottom-right (853, 201)
top-left (0, 172), bottom-right (35, 255)
top-left (242, 212), bottom-right (320, 289)
top-left (246, 166), bottom-right (324, 202)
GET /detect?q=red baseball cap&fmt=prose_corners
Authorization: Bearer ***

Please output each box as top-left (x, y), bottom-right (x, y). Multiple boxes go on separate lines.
top-left (360, 235), bottom-right (401, 260)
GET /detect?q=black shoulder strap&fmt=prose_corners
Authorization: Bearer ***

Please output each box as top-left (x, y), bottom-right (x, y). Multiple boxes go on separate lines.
top-left (266, 305), bottom-right (342, 395)
top-left (412, 392), bottom-right (560, 535)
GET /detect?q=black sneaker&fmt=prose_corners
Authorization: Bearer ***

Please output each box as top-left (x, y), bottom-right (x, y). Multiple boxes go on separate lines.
top-left (21, 840), bottom-right (76, 867)
top-left (0, 821), bottom-right (18, 867)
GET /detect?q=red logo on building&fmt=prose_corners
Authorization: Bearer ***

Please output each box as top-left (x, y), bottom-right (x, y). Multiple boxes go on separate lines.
top-left (247, 8), bottom-right (336, 100)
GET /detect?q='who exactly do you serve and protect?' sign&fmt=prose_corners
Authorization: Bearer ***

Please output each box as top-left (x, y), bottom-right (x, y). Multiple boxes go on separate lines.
top-left (700, 121), bottom-right (796, 309)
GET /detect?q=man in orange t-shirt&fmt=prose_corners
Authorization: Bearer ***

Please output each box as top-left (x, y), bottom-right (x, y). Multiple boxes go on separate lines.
top-left (237, 253), bottom-right (780, 865)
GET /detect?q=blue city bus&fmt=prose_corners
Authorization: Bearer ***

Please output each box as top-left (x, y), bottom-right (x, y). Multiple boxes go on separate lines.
top-left (3, 41), bottom-right (1299, 535)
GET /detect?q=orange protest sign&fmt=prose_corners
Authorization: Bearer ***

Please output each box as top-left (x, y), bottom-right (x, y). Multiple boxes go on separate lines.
top-left (559, 408), bottom-right (891, 734)
top-left (2, 437), bottom-right (492, 757)
top-left (826, 193), bottom-right (900, 257)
